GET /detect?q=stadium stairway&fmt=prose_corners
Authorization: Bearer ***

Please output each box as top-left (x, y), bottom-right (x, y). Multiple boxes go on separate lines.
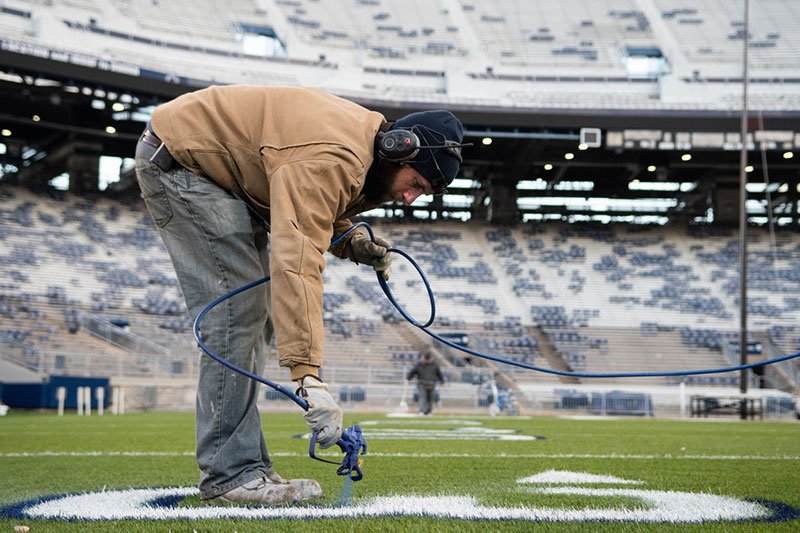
top-left (532, 327), bottom-right (580, 384)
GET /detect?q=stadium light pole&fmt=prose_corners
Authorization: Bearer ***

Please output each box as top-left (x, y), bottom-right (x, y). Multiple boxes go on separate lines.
top-left (738, 0), bottom-right (750, 420)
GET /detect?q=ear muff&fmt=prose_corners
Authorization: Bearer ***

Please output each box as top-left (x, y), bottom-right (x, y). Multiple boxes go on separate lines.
top-left (376, 130), bottom-right (421, 162)
top-left (378, 129), bottom-right (471, 164)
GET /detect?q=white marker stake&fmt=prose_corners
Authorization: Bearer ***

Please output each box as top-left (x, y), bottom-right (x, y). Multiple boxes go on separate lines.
top-left (76, 387), bottom-right (84, 416)
top-left (399, 380), bottom-right (408, 410)
top-left (56, 387), bottom-right (66, 417)
top-left (96, 387), bottom-right (104, 416)
top-left (118, 387), bottom-right (125, 415)
top-left (112, 387), bottom-right (119, 415)
top-left (84, 386), bottom-right (91, 416)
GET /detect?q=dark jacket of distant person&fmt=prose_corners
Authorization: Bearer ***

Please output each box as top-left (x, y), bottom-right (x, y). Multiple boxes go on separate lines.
top-left (407, 356), bottom-right (444, 388)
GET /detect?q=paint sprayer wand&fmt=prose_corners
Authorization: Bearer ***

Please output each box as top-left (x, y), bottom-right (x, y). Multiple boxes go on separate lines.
top-left (308, 426), bottom-right (367, 481)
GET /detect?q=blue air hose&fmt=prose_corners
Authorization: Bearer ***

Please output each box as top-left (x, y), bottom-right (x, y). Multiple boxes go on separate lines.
top-left (193, 221), bottom-right (800, 478)
top-left (194, 220), bottom-right (800, 387)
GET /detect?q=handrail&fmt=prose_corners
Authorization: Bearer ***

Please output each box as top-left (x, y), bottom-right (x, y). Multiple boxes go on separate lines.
top-left (80, 311), bottom-right (170, 356)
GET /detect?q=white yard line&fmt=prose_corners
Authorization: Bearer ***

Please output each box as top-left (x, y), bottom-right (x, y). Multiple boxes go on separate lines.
top-left (1, 451), bottom-right (798, 460)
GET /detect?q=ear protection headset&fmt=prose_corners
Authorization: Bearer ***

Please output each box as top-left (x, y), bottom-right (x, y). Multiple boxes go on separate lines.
top-left (376, 128), bottom-right (471, 164)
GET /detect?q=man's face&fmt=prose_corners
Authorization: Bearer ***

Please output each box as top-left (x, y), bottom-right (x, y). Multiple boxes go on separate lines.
top-left (386, 165), bottom-right (434, 205)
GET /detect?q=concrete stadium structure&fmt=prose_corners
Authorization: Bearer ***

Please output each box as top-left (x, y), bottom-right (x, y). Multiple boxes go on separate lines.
top-left (0, 0), bottom-right (798, 417)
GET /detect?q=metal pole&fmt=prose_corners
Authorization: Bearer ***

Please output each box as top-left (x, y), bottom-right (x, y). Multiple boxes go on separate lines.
top-left (738, 0), bottom-right (750, 419)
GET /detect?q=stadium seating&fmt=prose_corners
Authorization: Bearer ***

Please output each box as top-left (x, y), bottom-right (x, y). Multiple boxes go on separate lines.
top-left (653, 0), bottom-right (800, 70)
top-left (2, 1), bottom-right (799, 414)
top-left (271, 0), bottom-right (469, 59)
top-left (2, 184), bottom-right (798, 396)
top-left (458, 0), bottom-right (648, 72)
top-left (3, 0), bottom-right (799, 110)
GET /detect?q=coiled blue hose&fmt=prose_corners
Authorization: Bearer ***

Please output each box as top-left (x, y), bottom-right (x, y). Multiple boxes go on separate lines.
top-left (194, 221), bottom-right (800, 395)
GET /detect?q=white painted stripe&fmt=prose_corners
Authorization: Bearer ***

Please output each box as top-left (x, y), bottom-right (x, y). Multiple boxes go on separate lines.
top-left (338, 428), bottom-right (539, 441)
top-left (362, 428), bottom-right (522, 434)
top-left (356, 435), bottom-right (538, 441)
top-left (358, 419), bottom-right (483, 425)
top-left (385, 413), bottom-right (532, 420)
top-left (559, 416), bottom-right (622, 421)
top-left (359, 452), bottom-right (800, 461)
top-left (1, 451), bottom-right (798, 460)
top-left (0, 451), bottom-right (196, 457)
top-left (518, 470), bottom-right (644, 485)
top-left (19, 487), bottom-right (771, 523)
top-left (530, 487), bottom-right (770, 522)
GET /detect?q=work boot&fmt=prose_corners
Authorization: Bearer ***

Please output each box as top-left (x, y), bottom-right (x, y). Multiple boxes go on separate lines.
top-left (211, 471), bottom-right (322, 505)
top-left (272, 470), bottom-right (324, 499)
top-left (287, 478), bottom-right (324, 499)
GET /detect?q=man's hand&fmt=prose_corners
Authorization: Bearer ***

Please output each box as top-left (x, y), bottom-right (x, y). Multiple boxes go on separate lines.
top-left (297, 376), bottom-right (343, 449)
top-left (350, 233), bottom-right (392, 280)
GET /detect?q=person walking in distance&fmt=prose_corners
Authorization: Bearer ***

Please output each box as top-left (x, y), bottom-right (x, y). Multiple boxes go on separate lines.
top-left (407, 353), bottom-right (445, 415)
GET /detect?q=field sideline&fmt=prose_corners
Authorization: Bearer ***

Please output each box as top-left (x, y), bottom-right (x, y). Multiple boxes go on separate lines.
top-left (0, 411), bottom-right (798, 532)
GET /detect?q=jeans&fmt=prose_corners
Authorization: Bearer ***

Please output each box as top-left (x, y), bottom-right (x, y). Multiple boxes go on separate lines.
top-left (417, 384), bottom-right (437, 414)
top-left (135, 136), bottom-right (275, 499)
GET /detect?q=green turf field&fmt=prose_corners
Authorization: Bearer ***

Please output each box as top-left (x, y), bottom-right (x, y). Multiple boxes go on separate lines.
top-left (0, 411), bottom-right (798, 532)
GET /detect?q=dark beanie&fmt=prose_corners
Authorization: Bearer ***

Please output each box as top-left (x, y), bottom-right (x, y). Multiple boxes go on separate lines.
top-left (391, 110), bottom-right (465, 193)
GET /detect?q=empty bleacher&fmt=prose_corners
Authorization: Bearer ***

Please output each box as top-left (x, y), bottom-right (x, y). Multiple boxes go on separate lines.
top-left (2, 185), bottom-right (799, 411)
top-left (270, 0), bottom-right (469, 60)
top-left (3, 0), bottom-right (799, 111)
top-left (653, 0), bottom-right (800, 70)
top-left (459, 0), bottom-right (652, 72)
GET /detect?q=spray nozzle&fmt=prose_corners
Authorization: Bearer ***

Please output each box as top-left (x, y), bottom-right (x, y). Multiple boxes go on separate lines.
top-left (309, 425), bottom-right (367, 481)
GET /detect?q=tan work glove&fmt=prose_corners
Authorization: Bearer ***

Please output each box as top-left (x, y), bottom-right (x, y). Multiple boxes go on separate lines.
top-left (297, 375), bottom-right (343, 449)
top-left (350, 233), bottom-right (392, 281)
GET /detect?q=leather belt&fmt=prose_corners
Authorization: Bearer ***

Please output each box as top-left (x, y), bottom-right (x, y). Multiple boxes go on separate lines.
top-left (140, 121), bottom-right (162, 149)
top-left (141, 121), bottom-right (178, 172)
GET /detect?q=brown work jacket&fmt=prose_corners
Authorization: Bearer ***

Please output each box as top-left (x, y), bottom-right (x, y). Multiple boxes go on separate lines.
top-left (151, 85), bottom-right (386, 379)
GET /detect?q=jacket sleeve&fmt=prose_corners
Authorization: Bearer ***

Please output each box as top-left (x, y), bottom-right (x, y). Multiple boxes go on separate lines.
top-left (329, 197), bottom-right (383, 261)
top-left (328, 219), bottom-right (358, 261)
top-left (268, 158), bottom-right (359, 380)
top-left (406, 364), bottom-right (418, 381)
top-left (436, 364), bottom-right (444, 383)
